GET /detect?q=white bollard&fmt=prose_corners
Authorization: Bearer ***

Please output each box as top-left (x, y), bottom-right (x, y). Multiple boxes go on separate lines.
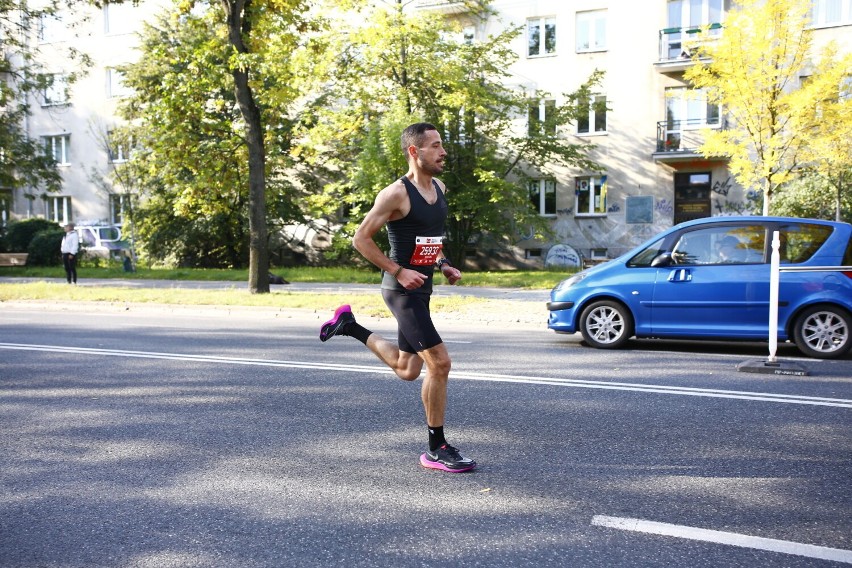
top-left (768, 231), bottom-right (780, 363)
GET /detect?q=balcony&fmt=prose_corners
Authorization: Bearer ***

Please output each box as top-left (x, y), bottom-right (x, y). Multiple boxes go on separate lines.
top-left (654, 23), bottom-right (721, 73)
top-left (653, 118), bottom-right (727, 165)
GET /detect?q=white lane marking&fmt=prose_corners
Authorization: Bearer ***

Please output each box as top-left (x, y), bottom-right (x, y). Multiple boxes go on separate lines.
top-left (1, 342), bottom-right (851, 409)
top-left (591, 515), bottom-right (852, 564)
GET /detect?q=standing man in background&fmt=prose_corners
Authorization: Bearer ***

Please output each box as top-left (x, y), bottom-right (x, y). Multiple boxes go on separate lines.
top-left (61, 223), bottom-right (79, 285)
top-left (319, 122), bottom-right (476, 473)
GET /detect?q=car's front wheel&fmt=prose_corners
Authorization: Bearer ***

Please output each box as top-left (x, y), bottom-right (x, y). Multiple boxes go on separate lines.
top-left (792, 305), bottom-right (852, 359)
top-left (579, 300), bottom-right (634, 349)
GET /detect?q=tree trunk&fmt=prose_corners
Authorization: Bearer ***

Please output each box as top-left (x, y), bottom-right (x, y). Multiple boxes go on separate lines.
top-left (222, 0), bottom-right (269, 293)
top-left (762, 179), bottom-right (771, 216)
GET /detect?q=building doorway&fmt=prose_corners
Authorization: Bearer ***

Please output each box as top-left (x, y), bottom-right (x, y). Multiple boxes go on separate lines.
top-left (674, 172), bottom-right (711, 224)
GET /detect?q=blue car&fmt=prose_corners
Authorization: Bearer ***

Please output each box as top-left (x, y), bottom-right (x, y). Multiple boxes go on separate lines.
top-left (547, 216), bottom-right (852, 359)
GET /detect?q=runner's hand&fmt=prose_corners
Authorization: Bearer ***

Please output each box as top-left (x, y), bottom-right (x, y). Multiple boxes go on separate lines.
top-left (441, 265), bottom-right (461, 285)
top-left (398, 268), bottom-right (427, 290)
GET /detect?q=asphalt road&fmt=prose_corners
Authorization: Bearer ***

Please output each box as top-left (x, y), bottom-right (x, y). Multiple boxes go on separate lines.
top-left (1, 298), bottom-right (851, 567)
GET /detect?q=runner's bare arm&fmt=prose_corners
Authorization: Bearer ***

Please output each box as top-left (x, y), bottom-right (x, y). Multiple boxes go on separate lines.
top-left (353, 182), bottom-right (426, 290)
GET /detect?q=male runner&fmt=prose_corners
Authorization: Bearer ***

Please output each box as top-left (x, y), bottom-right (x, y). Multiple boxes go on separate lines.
top-left (319, 122), bottom-right (476, 473)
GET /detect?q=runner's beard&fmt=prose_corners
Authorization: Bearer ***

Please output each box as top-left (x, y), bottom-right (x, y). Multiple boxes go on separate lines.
top-left (421, 159), bottom-right (444, 175)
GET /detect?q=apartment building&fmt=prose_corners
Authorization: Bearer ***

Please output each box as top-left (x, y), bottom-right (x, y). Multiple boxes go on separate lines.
top-left (422, 0), bottom-right (852, 267)
top-left (1, 1), bottom-right (164, 229)
top-left (3, 0), bottom-right (850, 267)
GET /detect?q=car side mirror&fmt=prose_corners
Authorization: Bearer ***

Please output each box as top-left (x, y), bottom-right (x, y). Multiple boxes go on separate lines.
top-left (651, 252), bottom-right (673, 267)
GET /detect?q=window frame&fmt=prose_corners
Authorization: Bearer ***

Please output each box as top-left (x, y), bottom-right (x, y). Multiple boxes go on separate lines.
top-left (46, 195), bottom-right (72, 225)
top-left (42, 74), bottom-right (69, 107)
top-left (527, 16), bottom-right (557, 58)
top-left (38, 12), bottom-right (66, 43)
top-left (44, 134), bottom-right (71, 165)
top-left (575, 175), bottom-right (607, 217)
top-left (528, 98), bottom-right (557, 137)
top-left (0, 190), bottom-right (11, 228)
top-left (107, 68), bottom-right (132, 98)
top-left (576, 9), bottom-right (607, 53)
top-left (665, 87), bottom-right (720, 129)
top-left (109, 194), bottom-right (131, 225)
top-left (529, 179), bottom-right (557, 216)
top-left (104, 3), bottom-right (138, 35)
top-left (577, 94), bottom-right (607, 135)
top-left (810, 0), bottom-right (852, 27)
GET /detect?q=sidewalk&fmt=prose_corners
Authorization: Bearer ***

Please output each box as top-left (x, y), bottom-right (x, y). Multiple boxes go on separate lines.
top-left (0, 277), bottom-right (551, 328)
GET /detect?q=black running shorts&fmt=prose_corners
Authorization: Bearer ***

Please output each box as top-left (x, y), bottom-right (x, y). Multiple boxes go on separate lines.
top-left (381, 289), bottom-right (443, 354)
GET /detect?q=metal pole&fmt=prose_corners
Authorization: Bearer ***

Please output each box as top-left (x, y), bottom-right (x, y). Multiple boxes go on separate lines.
top-left (768, 230), bottom-right (780, 363)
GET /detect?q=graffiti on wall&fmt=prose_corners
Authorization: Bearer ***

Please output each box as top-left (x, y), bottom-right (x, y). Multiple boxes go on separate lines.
top-left (545, 244), bottom-right (582, 268)
top-left (712, 177), bottom-right (733, 196)
top-left (655, 198), bottom-right (674, 215)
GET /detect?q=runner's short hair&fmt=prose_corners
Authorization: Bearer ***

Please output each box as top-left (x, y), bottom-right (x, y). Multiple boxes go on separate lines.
top-left (401, 123), bottom-right (438, 155)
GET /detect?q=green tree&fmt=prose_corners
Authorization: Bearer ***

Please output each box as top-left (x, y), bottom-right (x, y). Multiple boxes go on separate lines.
top-left (773, 171), bottom-right (852, 222)
top-left (1, 2), bottom-right (90, 194)
top-left (685, 0), bottom-right (852, 216)
top-left (118, 3), bottom-right (311, 277)
top-left (297, 0), bottom-right (602, 266)
top-left (794, 46), bottom-right (852, 222)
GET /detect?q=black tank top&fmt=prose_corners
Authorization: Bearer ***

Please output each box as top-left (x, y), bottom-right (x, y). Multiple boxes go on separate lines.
top-left (381, 176), bottom-right (448, 295)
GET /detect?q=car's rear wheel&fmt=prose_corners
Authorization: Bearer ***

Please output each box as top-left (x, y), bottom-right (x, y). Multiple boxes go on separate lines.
top-left (579, 300), bottom-right (634, 349)
top-left (792, 305), bottom-right (852, 359)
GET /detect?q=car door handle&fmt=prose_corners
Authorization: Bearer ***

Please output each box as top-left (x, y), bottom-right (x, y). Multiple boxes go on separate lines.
top-left (667, 268), bottom-right (692, 282)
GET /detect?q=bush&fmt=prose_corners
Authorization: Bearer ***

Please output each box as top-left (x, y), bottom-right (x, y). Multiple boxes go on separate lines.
top-left (6, 218), bottom-right (61, 252)
top-left (27, 229), bottom-right (64, 266)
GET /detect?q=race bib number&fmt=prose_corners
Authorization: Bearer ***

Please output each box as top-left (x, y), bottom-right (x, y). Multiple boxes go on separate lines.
top-left (410, 236), bottom-right (443, 265)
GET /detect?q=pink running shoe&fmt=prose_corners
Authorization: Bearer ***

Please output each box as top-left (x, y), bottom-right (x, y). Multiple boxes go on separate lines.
top-left (420, 444), bottom-right (477, 473)
top-left (319, 305), bottom-right (355, 342)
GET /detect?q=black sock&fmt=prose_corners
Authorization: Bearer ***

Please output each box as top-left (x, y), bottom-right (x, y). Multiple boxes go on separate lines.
top-left (428, 426), bottom-right (446, 451)
top-left (343, 322), bottom-right (372, 345)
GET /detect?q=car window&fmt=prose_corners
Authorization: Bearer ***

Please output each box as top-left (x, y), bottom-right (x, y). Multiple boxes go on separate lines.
top-left (778, 223), bottom-right (833, 264)
top-left (627, 237), bottom-right (666, 267)
top-left (670, 225), bottom-right (765, 265)
top-left (98, 227), bottom-right (121, 241)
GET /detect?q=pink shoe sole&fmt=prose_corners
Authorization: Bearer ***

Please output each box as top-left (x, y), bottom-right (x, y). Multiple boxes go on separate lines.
top-left (419, 453), bottom-right (476, 473)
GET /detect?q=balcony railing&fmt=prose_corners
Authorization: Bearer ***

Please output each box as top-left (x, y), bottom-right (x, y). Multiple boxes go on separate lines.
top-left (655, 118), bottom-right (724, 155)
top-left (658, 23), bottom-right (722, 63)
top-left (413, 0), bottom-right (470, 14)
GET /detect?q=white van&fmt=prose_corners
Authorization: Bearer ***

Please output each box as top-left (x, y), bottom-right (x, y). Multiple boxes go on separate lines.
top-left (75, 224), bottom-right (129, 259)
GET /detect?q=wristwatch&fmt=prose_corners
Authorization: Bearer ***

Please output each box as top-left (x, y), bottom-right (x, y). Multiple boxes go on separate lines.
top-left (436, 257), bottom-right (452, 270)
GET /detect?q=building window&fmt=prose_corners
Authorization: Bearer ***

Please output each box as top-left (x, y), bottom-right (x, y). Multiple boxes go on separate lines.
top-left (46, 196), bottom-right (72, 225)
top-left (0, 190), bottom-right (11, 227)
top-left (107, 132), bottom-right (132, 164)
top-left (665, 87), bottom-right (719, 128)
top-left (668, 0), bottom-right (726, 29)
top-left (107, 68), bottom-right (132, 98)
top-left (104, 3), bottom-right (138, 35)
top-left (577, 95), bottom-right (607, 134)
top-left (462, 25), bottom-right (475, 44)
top-left (811, 0), bottom-right (852, 26)
top-left (841, 76), bottom-right (852, 101)
top-left (42, 74), bottom-right (69, 106)
top-left (528, 99), bottom-right (556, 136)
top-left (575, 175), bottom-right (607, 216)
top-left (576, 10), bottom-right (607, 52)
top-left (109, 194), bottom-right (130, 225)
top-left (44, 135), bottom-right (71, 165)
top-left (39, 12), bottom-right (66, 43)
top-left (529, 179), bottom-right (556, 216)
top-left (528, 17), bottom-right (556, 57)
